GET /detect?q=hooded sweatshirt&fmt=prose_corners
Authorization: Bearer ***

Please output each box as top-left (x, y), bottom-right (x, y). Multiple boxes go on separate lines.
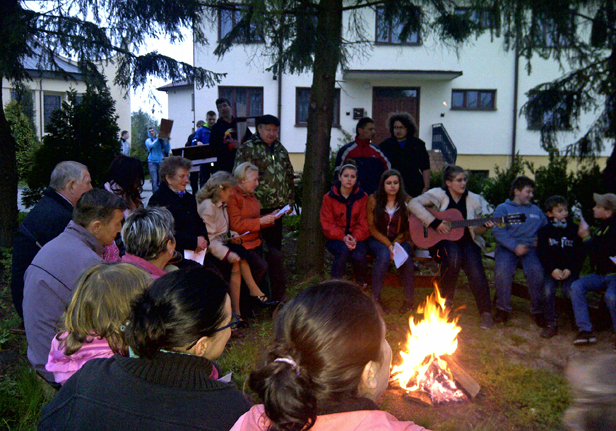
top-left (493, 199), bottom-right (547, 252)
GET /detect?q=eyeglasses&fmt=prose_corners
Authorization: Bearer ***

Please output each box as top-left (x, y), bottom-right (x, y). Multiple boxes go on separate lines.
top-left (185, 313), bottom-right (242, 350)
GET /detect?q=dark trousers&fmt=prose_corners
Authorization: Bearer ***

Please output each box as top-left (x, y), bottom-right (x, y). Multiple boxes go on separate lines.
top-left (434, 239), bottom-right (492, 314)
top-left (245, 244), bottom-right (287, 302)
top-left (189, 172), bottom-right (200, 194)
top-left (260, 208), bottom-right (284, 250)
top-left (326, 239), bottom-right (367, 285)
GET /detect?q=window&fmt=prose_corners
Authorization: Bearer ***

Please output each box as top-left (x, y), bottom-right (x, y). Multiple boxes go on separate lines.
top-left (218, 87), bottom-right (263, 125)
top-left (296, 88), bottom-right (340, 126)
top-left (375, 7), bottom-right (420, 45)
top-left (454, 7), bottom-right (494, 29)
top-left (537, 16), bottom-right (574, 48)
top-left (526, 91), bottom-right (573, 130)
top-left (44, 94), bottom-right (62, 127)
top-left (451, 90), bottom-right (495, 110)
top-left (219, 4), bottom-right (263, 43)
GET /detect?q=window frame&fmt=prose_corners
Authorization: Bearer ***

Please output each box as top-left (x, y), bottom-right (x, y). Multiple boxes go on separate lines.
top-left (295, 87), bottom-right (341, 127)
top-left (218, 4), bottom-right (264, 44)
top-left (451, 89), bottom-right (496, 111)
top-left (375, 7), bottom-right (421, 46)
top-left (218, 86), bottom-right (264, 126)
top-left (526, 92), bottom-right (574, 131)
top-left (453, 7), bottom-right (494, 30)
top-left (43, 93), bottom-right (62, 127)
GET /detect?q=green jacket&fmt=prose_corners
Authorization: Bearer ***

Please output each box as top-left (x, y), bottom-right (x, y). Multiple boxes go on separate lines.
top-left (233, 134), bottom-right (295, 209)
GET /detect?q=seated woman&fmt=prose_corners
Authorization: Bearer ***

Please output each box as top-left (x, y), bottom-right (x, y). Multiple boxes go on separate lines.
top-left (148, 156), bottom-right (209, 257)
top-left (320, 161), bottom-right (369, 285)
top-left (45, 263), bottom-right (151, 385)
top-left (121, 206), bottom-right (176, 279)
top-left (231, 281), bottom-right (429, 431)
top-left (39, 266), bottom-right (251, 431)
top-left (367, 169), bottom-right (415, 314)
top-left (197, 171), bottom-right (272, 322)
top-left (227, 162), bottom-right (287, 303)
top-left (407, 165), bottom-right (494, 329)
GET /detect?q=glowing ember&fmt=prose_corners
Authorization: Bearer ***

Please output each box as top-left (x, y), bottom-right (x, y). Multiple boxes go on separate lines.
top-left (391, 286), bottom-right (467, 403)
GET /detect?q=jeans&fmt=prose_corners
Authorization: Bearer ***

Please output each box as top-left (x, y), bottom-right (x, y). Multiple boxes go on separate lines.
top-left (367, 237), bottom-right (414, 301)
top-left (434, 240), bottom-right (492, 314)
top-left (571, 274), bottom-right (616, 332)
top-left (326, 239), bottom-right (367, 284)
top-left (543, 274), bottom-right (577, 325)
top-left (148, 162), bottom-right (161, 194)
top-left (494, 246), bottom-right (544, 314)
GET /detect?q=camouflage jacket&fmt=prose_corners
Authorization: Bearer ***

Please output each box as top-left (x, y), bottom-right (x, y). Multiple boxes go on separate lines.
top-left (233, 134), bottom-right (295, 209)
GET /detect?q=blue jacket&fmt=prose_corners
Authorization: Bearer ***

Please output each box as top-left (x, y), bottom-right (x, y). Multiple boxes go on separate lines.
top-left (191, 126), bottom-right (211, 146)
top-left (493, 199), bottom-right (547, 252)
top-left (145, 131), bottom-right (170, 163)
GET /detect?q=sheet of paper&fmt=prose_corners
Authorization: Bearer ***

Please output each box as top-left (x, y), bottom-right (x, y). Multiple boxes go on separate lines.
top-left (610, 256), bottom-right (616, 265)
top-left (184, 248), bottom-right (206, 265)
top-left (222, 231), bottom-right (250, 243)
top-left (274, 204), bottom-right (291, 218)
top-left (218, 372), bottom-right (232, 383)
top-left (393, 242), bottom-right (409, 268)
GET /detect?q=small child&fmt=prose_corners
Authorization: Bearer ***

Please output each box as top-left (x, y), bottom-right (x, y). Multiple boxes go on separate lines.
top-left (45, 263), bottom-right (151, 385)
top-left (537, 196), bottom-right (583, 338)
top-left (571, 193), bottom-right (616, 346)
top-left (493, 176), bottom-right (548, 325)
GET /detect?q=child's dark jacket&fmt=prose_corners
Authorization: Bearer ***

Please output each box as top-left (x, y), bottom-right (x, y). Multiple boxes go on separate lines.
top-left (583, 216), bottom-right (616, 275)
top-left (537, 216), bottom-right (584, 276)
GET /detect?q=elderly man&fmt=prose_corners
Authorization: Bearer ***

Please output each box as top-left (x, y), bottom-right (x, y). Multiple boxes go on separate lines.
top-left (233, 114), bottom-right (295, 250)
top-left (23, 188), bottom-right (126, 383)
top-left (11, 161), bottom-right (92, 330)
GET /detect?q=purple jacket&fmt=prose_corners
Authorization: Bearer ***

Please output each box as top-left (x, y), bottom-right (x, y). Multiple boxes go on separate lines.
top-left (23, 221), bottom-right (104, 382)
top-left (46, 334), bottom-right (114, 385)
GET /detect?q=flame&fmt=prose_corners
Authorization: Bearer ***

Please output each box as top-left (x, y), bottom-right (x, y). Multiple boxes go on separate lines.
top-left (391, 286), bottom-right (466, 403)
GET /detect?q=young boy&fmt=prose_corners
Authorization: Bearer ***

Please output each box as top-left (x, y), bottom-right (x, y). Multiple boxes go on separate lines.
top-left (570, 193), bottom-right (616, 346)
top-left (537, 196), bottom-right (583, 338)
top-left (493, 176), bottom-right (548, 325)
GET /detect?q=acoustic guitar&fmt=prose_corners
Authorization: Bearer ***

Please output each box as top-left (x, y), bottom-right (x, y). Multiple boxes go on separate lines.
top-left (409, 208), bottom-right (526, 249)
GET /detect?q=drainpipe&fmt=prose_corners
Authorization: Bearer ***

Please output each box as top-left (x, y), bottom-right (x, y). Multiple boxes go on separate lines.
top-left (277, 72), bottom-right (282, 140)
top-left (39, 77), bottom-right (44, 140)
top-left (510, 46), bottom-right (520, 165)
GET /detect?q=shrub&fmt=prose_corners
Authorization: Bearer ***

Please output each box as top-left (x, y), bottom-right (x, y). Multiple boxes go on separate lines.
top-left (4, 100), bottom-right (39, 181)
top-left (482, 155), bottom-right (531, 208)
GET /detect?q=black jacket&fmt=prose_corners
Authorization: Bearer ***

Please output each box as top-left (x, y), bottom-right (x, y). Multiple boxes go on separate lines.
top-left (148, 183), bottom-right (209, 253)
top-left (210, 117), bottom-right (253, 173)
top-left (537, 216), bottom-right (584, 276)
top-left (38, 352), bottom-right (251, 431)
top-left (378, 136), bottom-right (430, 198)
top-left (11, 187), bottom-right (74, 318)
top-left (584, 216), bottom-right (616, 275)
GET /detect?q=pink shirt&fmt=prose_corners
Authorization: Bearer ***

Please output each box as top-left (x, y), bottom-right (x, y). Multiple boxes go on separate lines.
top-left (46, 334), bottom-right (114, 385)
top-left (121, 254), bottom-right (167, 279)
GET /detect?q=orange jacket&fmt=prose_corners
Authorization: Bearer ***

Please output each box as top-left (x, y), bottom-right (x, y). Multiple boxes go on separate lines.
top-left (227, 185), bottom-right (264, 250)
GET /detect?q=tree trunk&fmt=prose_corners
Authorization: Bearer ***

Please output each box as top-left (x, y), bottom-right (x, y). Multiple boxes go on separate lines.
top-left (296, 0), bottom-right (343, 274)
top-left (0, 90), bottom-right (19, 248)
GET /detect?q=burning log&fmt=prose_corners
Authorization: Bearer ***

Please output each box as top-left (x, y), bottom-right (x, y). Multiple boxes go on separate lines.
top-left (403, 390), bottom-right (433, 407)
top-left (442, 355), bottom-right (481, 399)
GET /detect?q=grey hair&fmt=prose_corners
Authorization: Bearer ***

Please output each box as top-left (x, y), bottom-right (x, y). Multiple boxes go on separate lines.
top-left (159, 156), bottom-right (192, 184)
top-left (196, 171), bottom-right (237, 204)
top-left (50, 161), bottom-right (88, 191)
top-left (122, 207), bottom-right (175, 261)
top-left (73, 189), bottom-right (127, 227)
top-left (234, 162), bottom-right (259, 183)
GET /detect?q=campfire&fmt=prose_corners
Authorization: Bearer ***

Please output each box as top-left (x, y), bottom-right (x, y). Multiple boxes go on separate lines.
top-left (391, 286), bottom-right (480, 406)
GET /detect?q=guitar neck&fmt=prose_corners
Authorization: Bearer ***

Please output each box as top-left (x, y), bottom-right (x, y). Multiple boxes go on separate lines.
top-left (450, 216), bottom-right (505, 229)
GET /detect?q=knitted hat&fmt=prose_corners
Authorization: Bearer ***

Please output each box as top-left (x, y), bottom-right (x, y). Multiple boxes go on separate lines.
top-left (593, 193), bottom-right (616, 212)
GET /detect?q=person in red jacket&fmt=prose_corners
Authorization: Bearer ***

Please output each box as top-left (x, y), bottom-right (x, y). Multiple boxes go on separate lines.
top-left (320, 162), bottom-right (369, 285)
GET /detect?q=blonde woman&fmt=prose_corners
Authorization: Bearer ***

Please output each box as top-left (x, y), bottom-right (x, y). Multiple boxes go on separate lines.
top-left (45, 263), bottom-right (151, 385)
top-left (197, 171), bottom-right (272, 324)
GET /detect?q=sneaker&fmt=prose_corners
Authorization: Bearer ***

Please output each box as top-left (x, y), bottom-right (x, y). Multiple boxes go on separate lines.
top-left (493, 309), bottom-right (509, 324)
top-left (573, 331), bottom-right (597, 345)
top-left (532, 313), bottom-right (546, 328)
top-left (480, 312), bottom-right (494, 330)
top-left (398, 300), bottom-right (414, 314)
top-left (540, 324), bottom-right (558, 339)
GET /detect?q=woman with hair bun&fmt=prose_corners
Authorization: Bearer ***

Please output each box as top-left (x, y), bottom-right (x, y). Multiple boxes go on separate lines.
top-left (231, 281), bottom-right (429, 431)
top-left (39, 266), bottom-right (250, 431)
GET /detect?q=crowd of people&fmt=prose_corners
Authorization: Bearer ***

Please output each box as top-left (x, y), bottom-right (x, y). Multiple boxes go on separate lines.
top-left (9, 106), bottom-right (616, 430)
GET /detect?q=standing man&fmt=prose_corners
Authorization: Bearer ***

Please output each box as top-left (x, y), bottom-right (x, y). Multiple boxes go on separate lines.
top-left (10, 161), bottom-right (92, 332)
top-left (119, 131), bottom-right (130, 156)
top-left (210, 98), bottom-right (252, 174)
top-left (145, 127), bottom-right (170, 194)
top-left (23, 189), bottom-right (126, 383)
top-left (234, 114), bottom-right (294, 250)
top-left (185, 120), bottom-right (205, 193)
top-left (335, 117), bottom-right (391, 195)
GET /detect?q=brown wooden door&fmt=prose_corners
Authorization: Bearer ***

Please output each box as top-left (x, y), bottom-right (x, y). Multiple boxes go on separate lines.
top-left (372, 87), bottom-right (420, 145)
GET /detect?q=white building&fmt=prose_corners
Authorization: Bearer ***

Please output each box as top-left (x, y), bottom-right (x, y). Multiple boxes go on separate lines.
top-left (159, 6), bottom-right (607, 175)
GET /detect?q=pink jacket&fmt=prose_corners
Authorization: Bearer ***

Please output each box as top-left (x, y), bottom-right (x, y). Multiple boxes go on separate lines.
top-left (230, 405), bottom-right (428, 431)
top-left (46, 334), bottom-right (114, 385)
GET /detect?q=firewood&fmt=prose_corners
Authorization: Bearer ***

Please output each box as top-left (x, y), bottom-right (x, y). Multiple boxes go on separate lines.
top-left (442, 355), bottom-right (481, 399)
top-left (403, 390), bottom-right (433, 407)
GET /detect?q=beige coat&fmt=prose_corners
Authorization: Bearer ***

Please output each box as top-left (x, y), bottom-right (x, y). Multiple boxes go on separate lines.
top-left (198, 198), bottom-right (234, 261)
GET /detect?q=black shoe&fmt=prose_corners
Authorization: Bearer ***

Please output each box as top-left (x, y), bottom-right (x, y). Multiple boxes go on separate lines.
top-left (398, 300), bottom-right (414, 314)
top-left (540, 324), bottom-right (558, 339)
top-left (532, 313), bottom-right (546, 328)
top-left (573, 330), bottom-right (597, 345)
top-left (376, 298), bottom-right (390, 314)
top-left (480, 312), bottom-right (494, 330)
top-left (493, 309), bottom-right (509, 323)
top-left (251, 295), bottom-right (279, 308)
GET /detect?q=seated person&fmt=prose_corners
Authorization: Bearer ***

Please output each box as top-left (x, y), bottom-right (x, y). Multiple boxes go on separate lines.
top-left (45, 263), bottom-right (151, 385)
top-left (570, 193), bottom-right (616, 346)
top-left (367, 169), bottom-right (414, 314)
top-left (197, 171), bottom-right (273, 324)
top-left (227, 162), bottom-right (287, 303)
top-left (148, 156), bottom-right (209, 257)
top-left (121, 206), bottom-right (177, 279)
top-left (320, 161), bottom-right (369, 286)
top-left (231, 280), bottom-right (430, 431)
top-left (39, 266), bottom-right (251, 431)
